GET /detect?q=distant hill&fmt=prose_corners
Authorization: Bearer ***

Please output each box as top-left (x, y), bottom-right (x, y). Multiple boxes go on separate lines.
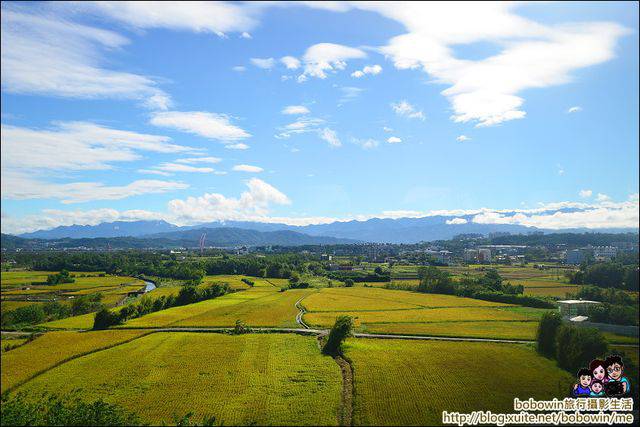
top-left (145, 227), bottom-right (359, 246)
top-left (19, 220), bottom-right (179, 239)
top-left (4, 227), bottom-right (358, 250)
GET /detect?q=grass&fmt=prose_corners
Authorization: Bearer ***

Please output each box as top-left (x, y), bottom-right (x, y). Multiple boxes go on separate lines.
top-left (1, 330), bottom-right (148, 393)
top-left (13, 333), bottom-right (342, 426)
top-left (302, 287), bottom-right (513, 312)
top-left (602, 332), bottom-right (639, 345)
top-left (124, 287), bottom-right (313, 328)
top-left (345, 339), bottom-right (573, 426)
top-left (361, 321), bottom-right (539, 340)
top-left (524, 286), bottom-right (580, 297)
top-left (305, 306), bottom-right (531, 328)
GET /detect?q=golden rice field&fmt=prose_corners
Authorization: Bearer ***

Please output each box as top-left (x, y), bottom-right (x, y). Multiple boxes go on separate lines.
top-left (304, 306), bottom-right (531, 328)
top-left (1, 329), bottom-right (149, 393)
top-left (39, 313), bottom-right (97, 329)
top-left (201, 274), bottom-right (280, 290)
top-left (13, 333), bottom-right (342, 426)
top-left (125, 287), bottom-right (314, 328)
top-left (345, 339), bottom-right (573, 426)
top-left (302, 287), bottom-right (513, 312)
top-left (524, 286), bottom-right (580, 297)
top-left (361, 321), bottom-right (539, 340)
top-left (0, 271), bottom-right (57, 288)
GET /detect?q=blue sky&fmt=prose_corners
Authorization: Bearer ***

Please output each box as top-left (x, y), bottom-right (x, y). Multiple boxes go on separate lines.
top-left (1, 1), bottom-right (638, 233)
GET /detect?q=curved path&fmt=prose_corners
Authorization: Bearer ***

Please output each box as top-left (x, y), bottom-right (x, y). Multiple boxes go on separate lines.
top-left (295, 296), bottom-right (311, 329)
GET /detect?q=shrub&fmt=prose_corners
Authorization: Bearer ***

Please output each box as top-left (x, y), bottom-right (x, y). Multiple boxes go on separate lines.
top-left (0, 392), bottom-right (141, 426)
top-left (344, 279), bottom-right (354, 287)
top-left (93, 307), bottom-right (121, 330)
top-left (2, 304), bottom-right (46, 327)
top-left (241, 278), bottom-right (255, 287)
top-left (232, 319), bottom-right (250, 335)
top-left (555, 324), bottom-right (608, 373)
top-left (537, 312), bottom-right (562, 358)
top-left (322, 315), bottom-right (354, 355)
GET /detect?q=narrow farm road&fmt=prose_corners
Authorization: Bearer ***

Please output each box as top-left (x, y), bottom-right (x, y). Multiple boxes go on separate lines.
top-left (295, 296), bottom-right (311, 329)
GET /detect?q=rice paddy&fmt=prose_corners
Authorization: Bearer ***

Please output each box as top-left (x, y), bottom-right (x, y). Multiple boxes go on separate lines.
top-left (345, 338), bottom-right (573, 426)
top-left (13, 333), bottom-right (342, 425)
top-left (1, 329), bottom-right (149, 393)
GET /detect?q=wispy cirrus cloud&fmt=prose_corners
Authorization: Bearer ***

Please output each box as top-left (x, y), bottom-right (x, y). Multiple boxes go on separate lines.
top-left (1, 5), bottom-right (171, 109)
top-left (149, 111), bottom-right (251, 144)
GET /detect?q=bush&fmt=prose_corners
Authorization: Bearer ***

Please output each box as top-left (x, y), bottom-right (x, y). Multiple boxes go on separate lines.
top-left (0, 392), bottom-right (141, 426)
top-left (2, 304), bottom-right (46, 327)
top-left (555, 324), bottom-right (608, 373)
top-left (232, 319), bottom-right (250, 335)
top-left (46, 269), bottom-right (75, 285)
top-left (93, 307), bottom-right (121, 330)
top-left (322, 315), bottom-right (354, 355)
top-left (537, 312), bottom-right (562, 358)
top-left (344, 279), bottom-right (354, 287)
top-left (241, 278), bottom-right (255, 287)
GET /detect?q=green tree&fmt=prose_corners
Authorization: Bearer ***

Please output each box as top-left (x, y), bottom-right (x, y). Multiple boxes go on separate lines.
top-left (322, 315), bottom-right (354, 355)
top-left (536, 312), bottom-right (562, 358)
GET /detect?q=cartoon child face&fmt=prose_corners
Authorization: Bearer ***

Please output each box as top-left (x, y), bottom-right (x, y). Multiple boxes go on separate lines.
top-left (580, 375), bottom-right (591, 387)
top-left (607, 363), bottom-right (623, 380)
top-left (591, 382), bottom-right (603, 393)
top-left (592, 365), bottom-right (606, 381)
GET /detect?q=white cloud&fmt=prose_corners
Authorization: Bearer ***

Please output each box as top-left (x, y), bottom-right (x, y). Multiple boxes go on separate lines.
top-left (456, 135), bottom-right (470, 142)
top-left (275, 117), bottom-right (325, 139)
top-left (1, 6), bottom-right (170, 108)
top-left (175, 157), bottom-right (222, 164)
top-left (1, 172), bottom-right (188, 204)
top-left (281, 56), bottom-right (301, 69)
top-left (352, 138), bottom-right (379, 150)
top-left (351, 64), bottom-right (382, 78)
top-left (596, 193), bottom-right (611, 202)
top-left (579, 189), bottom-right (593, 198)
top-left (232, 65), bottom-right (246, 72)
top-left (225, 143), bottom-right (250, 150)
top-left (233, 164), bottom-right (264, 173)
top-left (391, 100), bottom-right (425, 120)
top-left (250, 57), bottom-right (276, 69)
top-left (80, 1), bottom-right (257, 36)
top-left (567, 106), bottom-right (583, 113)
top-left (282, 105), bottom-right (310, 115)
top-left (310, 3), bottom-right (627, 127)
top-left (387, 136), bottom-right (402, 144)
top-left (153, 163), bottom-right (215, 174)
top-left (167, 178), bottom-right (291, 224)
top-left (241, 32), bottom-right (252, 39)
top-left (383, 126), bottom-right (393, 132)
top-left (298, 43), bottom-right (366, 80)
top-left (319, 128), bottom-right (342, 148)
top-left (150, 111), bottom-right (251, 142)
top-left (1, 122), bottom-right (193, 172)
top-left (446, 217), bottom-right (468, 225)
top-left (557, 164), bottom-right (565, 175)
top-left (339, 86), bottom-right (364, 103)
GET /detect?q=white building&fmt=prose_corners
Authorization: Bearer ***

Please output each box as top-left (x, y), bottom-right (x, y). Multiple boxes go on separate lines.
top-left (592, 246), bottom-right (617, 261)
top-left (557, 300), bottom-right (601, 318)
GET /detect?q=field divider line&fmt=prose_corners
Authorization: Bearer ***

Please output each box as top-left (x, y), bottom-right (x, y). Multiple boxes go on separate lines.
top-left (353, 333), bottom-right (535, 344)
top-left (4, 330), bottom-right (155, 395)
top-left (295, 291), bottom-right (317, 329)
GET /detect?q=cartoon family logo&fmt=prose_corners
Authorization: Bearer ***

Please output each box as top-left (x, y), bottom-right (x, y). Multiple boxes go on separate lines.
top-left (572, 355), bottom-right (631, 397)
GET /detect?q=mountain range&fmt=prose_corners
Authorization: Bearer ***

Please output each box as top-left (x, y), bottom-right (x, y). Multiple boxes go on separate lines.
top-left (12, 213), bottom-right (638, 245)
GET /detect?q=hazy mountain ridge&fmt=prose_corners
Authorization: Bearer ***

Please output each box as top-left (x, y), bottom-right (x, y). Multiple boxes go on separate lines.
top-left (14, 214), bottom-right (639, 244)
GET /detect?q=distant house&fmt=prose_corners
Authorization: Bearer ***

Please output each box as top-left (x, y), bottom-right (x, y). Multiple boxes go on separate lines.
top-left (557, 299), bottom-right (601, 318)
